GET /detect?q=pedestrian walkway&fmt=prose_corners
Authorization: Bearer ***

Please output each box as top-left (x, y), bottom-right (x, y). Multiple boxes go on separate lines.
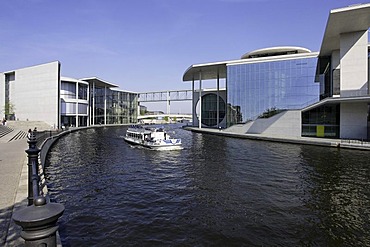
top-left (0, 120), bottom-right (54, 246)
top-left (0, 138), bottom-right (28, 246)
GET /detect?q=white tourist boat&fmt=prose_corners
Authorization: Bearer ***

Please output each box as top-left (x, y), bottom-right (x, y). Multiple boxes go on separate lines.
top-left (124, 125), bottom-right (183, 150)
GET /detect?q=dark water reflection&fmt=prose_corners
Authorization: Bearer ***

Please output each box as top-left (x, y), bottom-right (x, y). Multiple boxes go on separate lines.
top-left (45, 125), bottom-right (370, 246)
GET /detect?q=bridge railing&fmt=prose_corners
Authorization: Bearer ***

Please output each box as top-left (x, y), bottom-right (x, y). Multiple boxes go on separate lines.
top-left (139, 90), bottom-right (192, 102)
top-left (12, 132), bottom-right (64, 247)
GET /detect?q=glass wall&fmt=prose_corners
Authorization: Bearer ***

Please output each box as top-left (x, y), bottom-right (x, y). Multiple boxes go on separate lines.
top-left (61, 81), bottom-right (76, 99)
top-left (93, 87), bottom-right (105, 125)
top-left (61, 81), bottom-right (89, 127)
top-left (91, 87), bottom-right (138, 125)
top-left (4, 72), bottom-right (15, 120)
top-left (200, 93), bottom-right (226, 127)
top-left (227, 57), bottom-right (319, 126)
top-left (302, 104), bottom-right (340, 138)
top-left (78, 84), bottom-right (88, 100)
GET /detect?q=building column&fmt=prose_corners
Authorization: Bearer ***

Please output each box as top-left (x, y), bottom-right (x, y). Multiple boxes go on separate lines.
top-left (166, 91), bottom-right (170, 114)
top-left (340, 102), bottom-right (368, 139)
top-left (87, 83), bottom-right (90, 126)
top-left (340, 30), bottom-right (368, 97)
top-left (199, 71), bottom-right (202, 129)
top-left (217, 71), bottom-right (220, 128)
top-left (92, 82), bottom-right (95, 125)
top-left (75, 83), bottom-right (79, 127)
top-left (104, 86), bottom-right (107, 125)
top-left (192, 78), bottom-right (195, 126)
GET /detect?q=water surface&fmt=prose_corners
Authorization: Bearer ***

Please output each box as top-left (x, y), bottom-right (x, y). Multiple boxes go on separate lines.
top-left (45, 125), bottom-right (370, 246)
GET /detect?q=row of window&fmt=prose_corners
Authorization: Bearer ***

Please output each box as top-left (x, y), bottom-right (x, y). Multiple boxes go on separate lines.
top-left (227, 57), bottom-right (319, 124)
top-left (61, 81), bottom-right (88, 100)
top-left (61, 102), bottom-right (88, 114)
top-left (60, 82), bottom-right (138, 126)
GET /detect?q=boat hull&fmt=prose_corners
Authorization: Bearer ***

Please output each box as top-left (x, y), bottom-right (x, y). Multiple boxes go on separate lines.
top-left (124, 136), bottom-right (183, 150)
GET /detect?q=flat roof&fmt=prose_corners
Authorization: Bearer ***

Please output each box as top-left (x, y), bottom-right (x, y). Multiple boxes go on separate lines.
top-left (319, 3), bottom-right (370, 56)
top-left (61, 76), bottom-right (88, 84)
top-left (183, 61), bottom-right (228, 81)
top-left (80, 77), bottom-right (119, 88)
top-left (303, 95), bottom-right (370, 112)
top-left (111, 87), bottom-right (138, 94)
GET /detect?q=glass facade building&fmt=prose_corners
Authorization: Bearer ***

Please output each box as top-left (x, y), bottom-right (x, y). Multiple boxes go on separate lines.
top-left (184, 4), bottom-right (370, 140)
top-left (61, 79), bottom-right (89, 127)
top-left (227, 57), bottom-right (319, 126)
top-left (106, 89), bottom-right (138, 124)
top-left (91, 87), bottom-right (138, 125)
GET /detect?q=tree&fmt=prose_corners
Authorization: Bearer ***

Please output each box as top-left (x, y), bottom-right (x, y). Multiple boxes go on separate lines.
top-left (3, 102), bottom-right (16, 119)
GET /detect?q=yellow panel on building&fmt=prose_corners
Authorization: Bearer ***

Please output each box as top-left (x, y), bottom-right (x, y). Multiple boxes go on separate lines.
top-left (316, 125), bottom-right (325, 137)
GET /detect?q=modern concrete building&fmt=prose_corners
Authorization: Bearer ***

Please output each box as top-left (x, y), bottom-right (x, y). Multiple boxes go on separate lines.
top-left (1, 62), bottom-right (61, 128)
top-left (0, 62), bottom-right (138, 128)
top-left (60, 76), bottom-right (89, 127)
top-left (183, 3), bottom-right (370, 140)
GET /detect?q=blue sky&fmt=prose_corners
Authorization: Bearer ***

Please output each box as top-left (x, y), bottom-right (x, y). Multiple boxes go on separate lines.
top-left (0, 0), bottom-right (366, 112)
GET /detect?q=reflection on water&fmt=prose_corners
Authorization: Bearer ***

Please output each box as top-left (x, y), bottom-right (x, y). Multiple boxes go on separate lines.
top-left (299, 147), bottom-right (370, 246)
top-left (45, 125), bottom-right (370, 246)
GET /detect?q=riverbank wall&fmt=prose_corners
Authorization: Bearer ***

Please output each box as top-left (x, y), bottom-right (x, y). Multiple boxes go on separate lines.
top-left (184, 126), bottom-right (370, 151)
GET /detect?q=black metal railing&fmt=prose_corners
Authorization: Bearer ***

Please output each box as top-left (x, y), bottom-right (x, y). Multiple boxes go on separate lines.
top-left (33, 130), bottom-right (62, 148)
top-left (12, 131), bottom-right (64, 247)
top-left (340, 138), bottom-right (370, 146)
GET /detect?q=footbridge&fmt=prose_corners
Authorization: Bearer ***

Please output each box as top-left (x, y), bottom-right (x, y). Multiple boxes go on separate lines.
top-left (138, 113), bottom-right (192, 124)
top-left (138, 89), bottom-right (192, 114)
top-left (137, 114), bottom-right (192, 120)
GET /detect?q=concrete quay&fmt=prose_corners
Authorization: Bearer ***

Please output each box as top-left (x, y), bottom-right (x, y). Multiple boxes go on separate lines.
top-left (0, 121), bottom-right (55, 247)
top-left (184, 126), bottom-right (370, 151)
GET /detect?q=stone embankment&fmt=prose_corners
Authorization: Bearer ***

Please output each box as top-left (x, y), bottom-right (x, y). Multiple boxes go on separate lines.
top-left (184, 126), bottom-right (370, 151)
top-left (0, 120), bottom-right (60, 246)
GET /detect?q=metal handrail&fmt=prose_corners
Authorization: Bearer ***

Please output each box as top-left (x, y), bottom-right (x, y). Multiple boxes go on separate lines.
top-left (12, 131), bottom-right (65, 247)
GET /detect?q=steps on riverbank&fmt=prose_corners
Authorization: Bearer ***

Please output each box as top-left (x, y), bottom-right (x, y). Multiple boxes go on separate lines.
top-left (0, 126), bottom-right (14, 139)
top-left (6, 121), bottom-right (53, 132)
top-left (0, 121), bottom-right (53, 143)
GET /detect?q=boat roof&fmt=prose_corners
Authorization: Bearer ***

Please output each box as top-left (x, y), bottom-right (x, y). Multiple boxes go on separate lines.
top-left (127, 126), bottom-right (165, 134)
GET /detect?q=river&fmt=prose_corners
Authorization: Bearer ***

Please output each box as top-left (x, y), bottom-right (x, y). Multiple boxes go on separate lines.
top-left (45, 124), bottom-right (370, 246)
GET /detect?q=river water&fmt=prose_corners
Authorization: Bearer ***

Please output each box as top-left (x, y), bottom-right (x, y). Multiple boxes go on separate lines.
top-left (45, 125), bottom-right (370, 246)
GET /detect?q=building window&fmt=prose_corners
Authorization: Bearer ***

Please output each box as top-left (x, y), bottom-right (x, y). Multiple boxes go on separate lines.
top-left (332, 69), bottom-right (340, 95)
top-left (90, 87), bottom-right (138, 125)
top-left (61, 81), bottom-right (76, 99)
top-left (61, 101), bottom-right (76, 114)
top-left (78, 103), bottom-right (88, 114)
top-left (227, 57), bottom-right (319, 126)
top-left (199, 93), bottom-right (226, 127)
top-left (4, 72), bottom-right (15, 119)
top-left (78, 84), bottom-right (88, 100)
top-left (301, 104), bottom-right (340, 138)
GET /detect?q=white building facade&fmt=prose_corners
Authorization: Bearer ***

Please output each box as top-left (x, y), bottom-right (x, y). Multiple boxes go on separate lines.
top-left (0, 62), bottom-right (138, 128)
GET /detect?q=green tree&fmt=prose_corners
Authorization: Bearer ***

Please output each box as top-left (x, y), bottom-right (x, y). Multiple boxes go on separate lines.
top-left (3, 102), bottom-right (16, 118)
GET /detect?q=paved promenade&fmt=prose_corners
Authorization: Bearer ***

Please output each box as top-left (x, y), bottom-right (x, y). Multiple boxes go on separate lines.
top-left (0, 138), bottom-right (28, 246)
top-left (0, 121), bottom-right (53, 246)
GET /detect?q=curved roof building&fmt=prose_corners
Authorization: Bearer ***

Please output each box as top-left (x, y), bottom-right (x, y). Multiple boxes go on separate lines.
top-left (183, 3), bottom-right (370, 140)
top-left (241, 46), bottom-right (312, 59)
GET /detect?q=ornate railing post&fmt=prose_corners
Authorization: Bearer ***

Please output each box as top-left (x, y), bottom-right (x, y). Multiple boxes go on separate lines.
top-left (12, 131), bottom-right (65, 246)
top-left (25, 132), bottom-right (40, 206)
top-left (13, 197), bottom-right (64, 247)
